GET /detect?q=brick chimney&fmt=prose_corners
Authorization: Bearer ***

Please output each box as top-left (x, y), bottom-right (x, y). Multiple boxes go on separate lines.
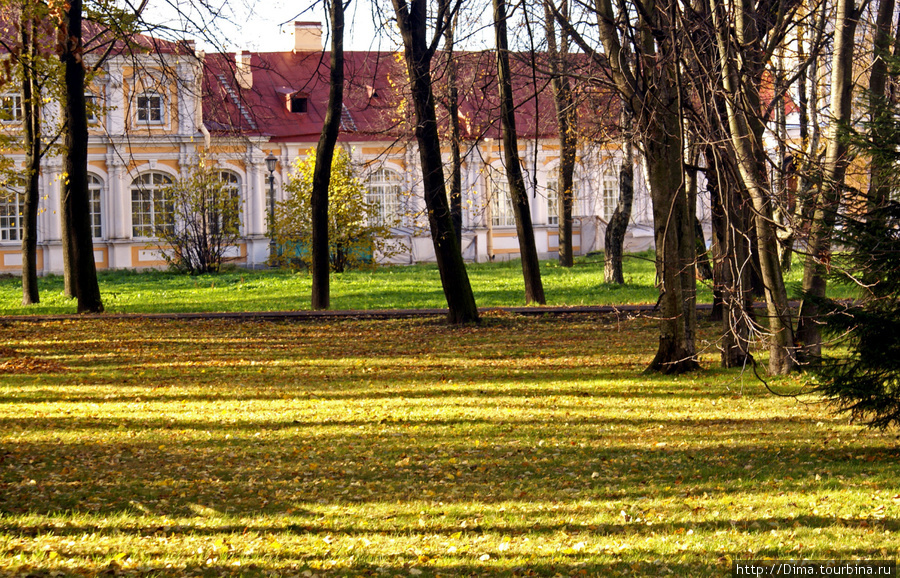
top-left (294, 22), bottom-right (323, 52)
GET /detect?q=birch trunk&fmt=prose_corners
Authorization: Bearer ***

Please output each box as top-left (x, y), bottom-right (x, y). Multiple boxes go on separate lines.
top-left (796, 0), bottom-right (860, 362)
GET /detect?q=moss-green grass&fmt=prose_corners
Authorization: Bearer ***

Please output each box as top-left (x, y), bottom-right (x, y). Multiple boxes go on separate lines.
top-left (0, 314), bottom-right (895, 577)
top-left (0, 251), bottom-right (858, 316)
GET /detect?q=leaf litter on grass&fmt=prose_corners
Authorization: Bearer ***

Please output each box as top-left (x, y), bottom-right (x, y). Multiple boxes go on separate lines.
top-left (0, 315), bottom-right (897, 577)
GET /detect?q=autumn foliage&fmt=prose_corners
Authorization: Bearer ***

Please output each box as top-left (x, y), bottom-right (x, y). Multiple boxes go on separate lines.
top-left (274, 148), bottom-right (405, 272)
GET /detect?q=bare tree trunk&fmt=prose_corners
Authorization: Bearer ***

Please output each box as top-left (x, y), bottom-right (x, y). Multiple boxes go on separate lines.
top-left (494, 0), bottom-right (545, 304)
top-left (797, 0), bottom-right (860, 362)
top-left (706, 147), bottom-right (754, 367)
top-left (580, 0), bottom-right (698, 372)
top-left (644, 116), bottom-right (699, 374)
top-left (391, 0), bottom-right (479, 324)
top-left (864, 0), bottom-right (895, 217)
top-left (604, 103), bottom-right (633, 284)
top-left (442, 16), bottom-right (463, 246)
top-left (773, 46), bottom-right (792, 269)
top-left (786, 3), bottom-right (827, 271)
top-left (709, 0), bottom-right (793, 374)
top-left (21, 8), bottom-right (40, 305)
top-left (310, 0), bottom-right (346, 311)
top-left (60, 0), bottom-right (103, 313)
top-left (544, 0), bottom-right (576, 268)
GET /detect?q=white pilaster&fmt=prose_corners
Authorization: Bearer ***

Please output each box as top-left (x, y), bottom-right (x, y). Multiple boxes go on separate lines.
top-left (105, 62), bottom-right (126, 136)
top-left (40, 155), bottom-right (63, 243)
top-left (106, 152), bottom-right (128, 241)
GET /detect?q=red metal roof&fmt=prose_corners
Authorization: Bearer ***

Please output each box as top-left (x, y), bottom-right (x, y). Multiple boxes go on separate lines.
top-left (0, 13), bottom-right (190, 58)
top-left (202, 49), bottom-right (617, 143)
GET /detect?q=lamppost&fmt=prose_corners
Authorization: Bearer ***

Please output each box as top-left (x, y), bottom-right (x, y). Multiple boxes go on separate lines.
top-left (265, 152), bottom-right (277, 266)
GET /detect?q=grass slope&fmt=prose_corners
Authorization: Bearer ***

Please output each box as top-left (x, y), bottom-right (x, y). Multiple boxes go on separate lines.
top-left (0, 314), bottom-right (895, 577)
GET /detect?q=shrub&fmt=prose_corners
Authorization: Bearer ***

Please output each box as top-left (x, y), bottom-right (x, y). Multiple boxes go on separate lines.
top-left (157, 155), bottom-right (242, 274)
top-left (274, 148), bottom-right (405, 272)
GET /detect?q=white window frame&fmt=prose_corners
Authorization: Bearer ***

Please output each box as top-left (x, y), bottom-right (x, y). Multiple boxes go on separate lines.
top-left (131, 172), bottom-right (174, 238)
top-left (212, 170), bottom-right (242, 235)
top-left (488, 172), bottom-right (516, 227)
top-left (85, 93), bottom-right (99, 123)
top-left (135, 92), bottom-right (164, 124)
top-left (547, 180), bottom-right (559, 226)
top-left (0, 178), bottom-right (23, 242)
top-left (548, 178), bottom-right (583, 225)
top-left (0, 93), bottom-right (22, 123)
top-left (601, 169), bottom-right (619, 221)
top-left (365, 167), bottom-right (403, 227)
top-left (88, 174), bottom-right (103, 239)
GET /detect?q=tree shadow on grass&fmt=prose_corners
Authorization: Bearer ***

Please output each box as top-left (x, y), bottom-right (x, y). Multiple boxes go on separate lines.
top-left (0, 560), bottom-right (727, 577)
top-left (2, 432), bottom-right (895, 517)
top-left (3, 544), bottom-right (895, 577)
top-left (3, 514), bottom-right (897, 540)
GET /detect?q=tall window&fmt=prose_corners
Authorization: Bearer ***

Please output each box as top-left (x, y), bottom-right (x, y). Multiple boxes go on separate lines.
top-left (548, 179), bottom-right (581, 225)
top-left (547, 180), bottom-right (559, 226)
top-left (212, 171), bottom-right (242, 235)
top-left (489, 178), bottom-right (515, 227)
top-left (365, 168), bottom-right (402, 226)
top-left (88, 174), bottom-right (103, 239)
top-left (136, 92), bottom-right (164, 123)
top-left (601, 169), bottom-right (619, 221)
top-left (0, 94), bottom-right (22, 123)
top-left (0, 178), bottom-right (23, 242)
top-left (131, 172), bottom-right (173, 238)
top-left (85, 94), bottom-right (99, 123)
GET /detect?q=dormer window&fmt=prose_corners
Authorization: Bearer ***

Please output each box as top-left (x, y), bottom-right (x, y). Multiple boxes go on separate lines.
top-left (289, 94), bottom-right (308, 114)
top-left (366, 85), bottom-right (379, 99)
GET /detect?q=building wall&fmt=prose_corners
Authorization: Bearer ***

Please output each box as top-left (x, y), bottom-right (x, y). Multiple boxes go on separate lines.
top-left (0, 51), bottom-right (710, 274)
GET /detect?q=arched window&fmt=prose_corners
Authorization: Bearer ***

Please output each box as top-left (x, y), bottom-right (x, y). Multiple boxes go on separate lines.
top-left (0, 177), bottom-right (23, 242)
top-left (131, 172), bottom-right (174, 238)
top-left (88, 174), bottom-right (103, 239)
top-left (365, 168), bottom-right (402, 226)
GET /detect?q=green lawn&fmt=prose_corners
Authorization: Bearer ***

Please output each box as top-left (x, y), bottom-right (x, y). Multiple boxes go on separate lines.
top-left (0, 314), bottom-right (895, 576)
top-left (0, 252), bottom-right (854, 316)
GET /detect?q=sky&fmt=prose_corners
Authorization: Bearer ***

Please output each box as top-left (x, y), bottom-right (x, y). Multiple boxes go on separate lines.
top-left (142, 0), bottom-right (399, 53)
top-left (142, 0), bottom-right (498, 54)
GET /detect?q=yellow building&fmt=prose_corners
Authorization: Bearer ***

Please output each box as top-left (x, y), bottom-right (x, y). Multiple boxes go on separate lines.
top-left (1, 22), bottom-right (683, 274)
